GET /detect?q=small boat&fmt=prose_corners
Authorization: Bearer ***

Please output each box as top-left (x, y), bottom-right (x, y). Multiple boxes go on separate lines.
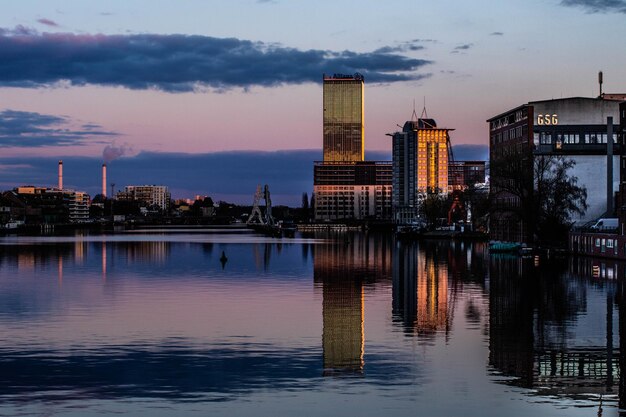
top-left (489, 241), bottom-right (521, 253)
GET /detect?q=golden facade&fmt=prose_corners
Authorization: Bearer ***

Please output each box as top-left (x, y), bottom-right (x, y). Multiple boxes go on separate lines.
top-left (323, 75), bottom-right (364, 162)
top-left (417, 129), bottom-right (449, 194)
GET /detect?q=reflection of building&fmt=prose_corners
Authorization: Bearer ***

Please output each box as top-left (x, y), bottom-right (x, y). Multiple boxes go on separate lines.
top-left (489, 254), bottom-right (621, 399)
top-left (322, 277), bottom-right (364, 375)
top-left (314, 233), bottom-right (393, 375)
top-left (392, 240), bottom-right (453, 336)
top-left (116, 241), bottom-right (170, 264)
top-left (313, 162), bottom-right (392, 221)
top-left (323, 74), bottom-right (364, 163)
top-left (315, 242), bottom-right (364, 375)
top-left (392, 242), bottom-right (417, 329)
top-left (117, 185), bottom-right (170, 211)
top-left (314, 74), bottom-right (391, 221)
top-left (391, 118), bottom-right (453, 224)
top-left (417, 256), bottom-right (449, 334)
top-left (488, 96), bottom-right (625, 243)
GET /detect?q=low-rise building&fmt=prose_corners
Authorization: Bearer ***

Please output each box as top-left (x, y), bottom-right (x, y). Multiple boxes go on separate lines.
top-left (9, 186), bottom-right (90, 224)
top-left (117, 185), bottom-right (170, 211)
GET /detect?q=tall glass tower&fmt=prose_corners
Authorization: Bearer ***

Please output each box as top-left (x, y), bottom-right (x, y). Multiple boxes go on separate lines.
top-left (391, 118), bottom-right (453, 224)
top-left (323, 74), bottom-right (364, 162)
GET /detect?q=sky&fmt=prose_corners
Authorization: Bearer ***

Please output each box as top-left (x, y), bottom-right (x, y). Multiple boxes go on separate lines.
top-left (1, 0), bottom-right (625, 205)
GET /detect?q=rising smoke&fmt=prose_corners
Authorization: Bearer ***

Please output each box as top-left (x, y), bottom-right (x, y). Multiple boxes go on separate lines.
top-left (103, 143), bottom-right (132, 163)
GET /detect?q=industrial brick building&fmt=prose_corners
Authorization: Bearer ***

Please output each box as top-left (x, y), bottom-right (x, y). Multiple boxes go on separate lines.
top-left (489, 96), bottom-right (625, 243)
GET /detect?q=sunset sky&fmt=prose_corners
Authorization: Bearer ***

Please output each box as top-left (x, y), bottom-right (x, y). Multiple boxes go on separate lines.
top-left (1, 0), bottom-right (625, 204)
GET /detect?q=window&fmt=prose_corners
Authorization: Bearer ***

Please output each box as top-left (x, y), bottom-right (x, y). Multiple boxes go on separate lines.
top-left (540, 132), bottom-right (552, 144)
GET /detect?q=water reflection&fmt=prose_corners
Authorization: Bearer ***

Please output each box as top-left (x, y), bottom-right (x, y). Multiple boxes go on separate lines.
top-left (3, 232), bottom-right (626, 415)
top-left (393, 240), bottom-right (488, 339)
top-left (489, 254), bottom-right (621, 407)
top-left (313, 232), bottom-right (393, 376)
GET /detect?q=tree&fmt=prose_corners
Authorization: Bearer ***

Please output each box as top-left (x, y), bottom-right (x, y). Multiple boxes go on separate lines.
top-left (533, 156), bottom-right (587, 244)
top-left (302, 192), bottom-right (309, 210)
top-left (421, 192), bottom-right (449, 228)
top-left (459, 184), bottom-right (490, 230)
top-left (490, 153), bottom-right (587, 245)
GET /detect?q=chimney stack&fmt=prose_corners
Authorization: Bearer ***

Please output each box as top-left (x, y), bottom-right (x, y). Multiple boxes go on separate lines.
top-left (58, 160), bottom-right (63, 190)
top-left (102, 163), bottom-right (107, 197)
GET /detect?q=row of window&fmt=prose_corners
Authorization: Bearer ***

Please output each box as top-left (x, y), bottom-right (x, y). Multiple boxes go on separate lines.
top-left (491, 125), bottom-right (528, 145)
top-left (535, 132), bottom-right (618, 145)
top-left (489, 109), bottom-right (528, 131)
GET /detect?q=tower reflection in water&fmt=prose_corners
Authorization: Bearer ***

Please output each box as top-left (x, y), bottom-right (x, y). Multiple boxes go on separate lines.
top-left (392, 240), bottom-right (485, 338)
top-left (314, 232), bottom-right (392, 376)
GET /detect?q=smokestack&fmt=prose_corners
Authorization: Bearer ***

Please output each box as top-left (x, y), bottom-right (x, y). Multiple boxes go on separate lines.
top-left (102, 163), bottom-right (107, 198)
top-left (58, 160), bottom-right (63, 190)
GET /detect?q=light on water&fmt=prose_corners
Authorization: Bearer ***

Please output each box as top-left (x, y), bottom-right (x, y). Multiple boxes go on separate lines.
top-left (0, 230), bottom-right (623, 416)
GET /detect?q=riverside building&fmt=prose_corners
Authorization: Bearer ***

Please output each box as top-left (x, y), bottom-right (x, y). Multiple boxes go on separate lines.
top-left (390, 117), bottom-right (453, 224)
top-left (314, 74), bottom-right (392, 221)
top-left (488, 95), bottom-right (626, 243)
top-left (116, 185), bottom-right (171, 211)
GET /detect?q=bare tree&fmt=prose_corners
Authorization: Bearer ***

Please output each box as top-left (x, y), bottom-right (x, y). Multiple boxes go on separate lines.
top-left (490, 153), bottom-right (587, 244)
top-left (534, 156), bottom-right (587, 243)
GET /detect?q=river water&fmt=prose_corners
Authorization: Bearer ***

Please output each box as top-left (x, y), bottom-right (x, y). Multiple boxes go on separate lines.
top-left (0, 229), bottom-right (623, 416)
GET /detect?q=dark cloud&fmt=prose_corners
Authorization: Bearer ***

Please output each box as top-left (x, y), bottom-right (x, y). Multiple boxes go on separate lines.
top-left (37, 18), bottom-right (59, 27)
top-left (560, 0), bottom-right (626, 13)
top-left (0, 25), bottom-right (37, 36)
top-left (451, 43), bottom-right (474, 54)
top-left (0, 109), bottom-right (118, 148)
top-left (374, 40), bottom-right (426, 54)
top-left (0, 150), bottom-right (317, 205)
top-left (0, 146), bottom-right (487, 205)
top-left (411, 38), bottom-right (438, 43)
top-left (490, 31), bottom-right (504, 36)
top-left (0, 28), bottom-right (432, 92)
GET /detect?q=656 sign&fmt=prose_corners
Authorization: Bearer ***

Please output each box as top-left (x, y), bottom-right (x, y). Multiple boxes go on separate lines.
top-left (537, 114), bottom-right (558, 125)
